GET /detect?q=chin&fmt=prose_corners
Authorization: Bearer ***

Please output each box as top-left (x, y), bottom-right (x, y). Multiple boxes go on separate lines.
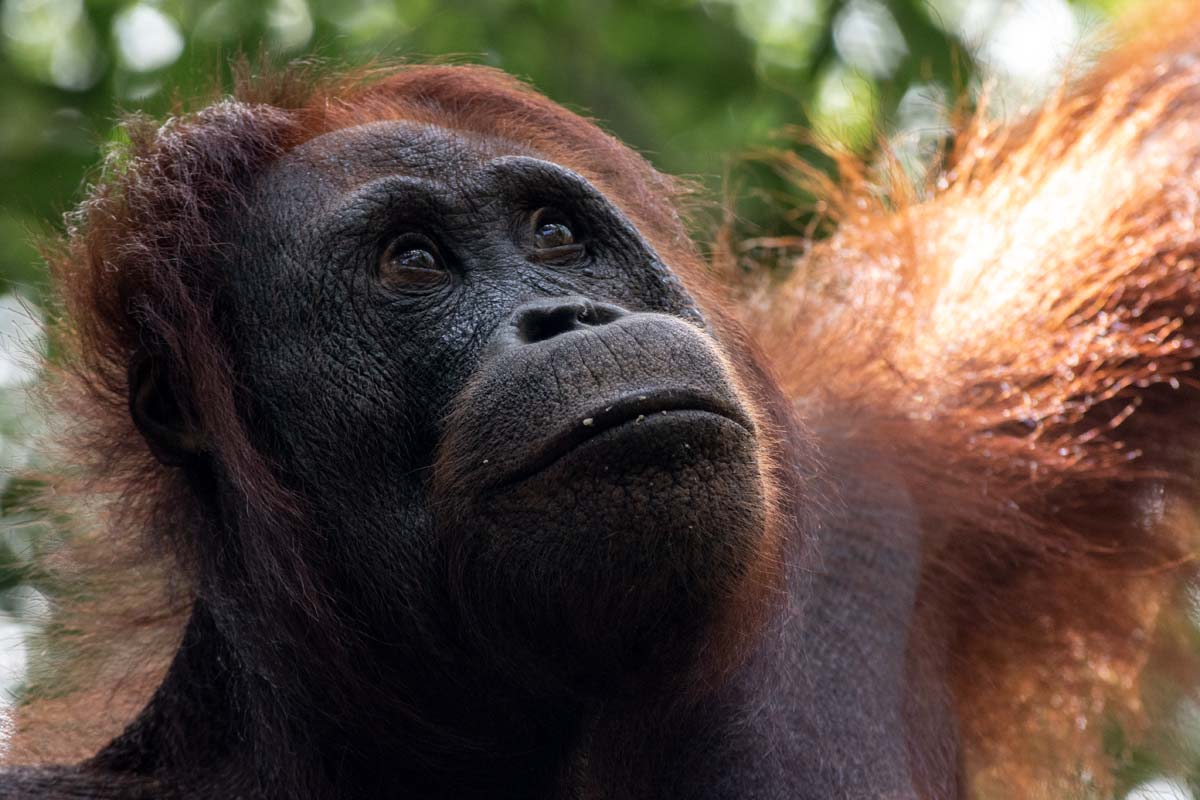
top-left (435, 406), bottom-right (772, 689)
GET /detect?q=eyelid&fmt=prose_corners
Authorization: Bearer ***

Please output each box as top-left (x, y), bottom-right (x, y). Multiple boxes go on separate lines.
top-left (383, 231), bottom-right (442, 260)
top-left (530, 207), bottom-right (576, 235)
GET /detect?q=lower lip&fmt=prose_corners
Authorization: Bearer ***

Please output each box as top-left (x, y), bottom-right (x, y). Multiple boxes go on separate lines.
top-left (498, 406), bottom-right (750, 487)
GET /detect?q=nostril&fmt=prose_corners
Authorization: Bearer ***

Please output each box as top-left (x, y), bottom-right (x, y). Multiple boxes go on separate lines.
top-left (517, 304), bottom-right (583, 344)
top-left (514, 298), bottom-right (626, 344)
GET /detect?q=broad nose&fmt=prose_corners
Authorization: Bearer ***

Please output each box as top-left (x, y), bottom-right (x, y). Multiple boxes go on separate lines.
top-left (511, 297), bottom-right (628, 345)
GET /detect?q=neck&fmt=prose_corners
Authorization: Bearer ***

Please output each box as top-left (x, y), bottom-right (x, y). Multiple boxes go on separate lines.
top-left (558, 431), bottom-right (962, 799)
top-left (91, 429), bottom-right (960, 799)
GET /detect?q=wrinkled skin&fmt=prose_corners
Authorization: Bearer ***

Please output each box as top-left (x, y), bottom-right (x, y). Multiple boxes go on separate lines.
top-left (1, 122), bottom-right (958, 799)
top-left (232, 121), bottom-right (771, 689)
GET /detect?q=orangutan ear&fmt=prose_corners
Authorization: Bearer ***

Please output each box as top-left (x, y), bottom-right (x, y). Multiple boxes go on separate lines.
top-left (128, 352), bottom-right (206, 466)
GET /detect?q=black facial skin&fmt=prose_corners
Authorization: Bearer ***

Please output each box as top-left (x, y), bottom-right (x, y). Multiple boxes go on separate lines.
top-left (224, 121), bottom-right (769, 703)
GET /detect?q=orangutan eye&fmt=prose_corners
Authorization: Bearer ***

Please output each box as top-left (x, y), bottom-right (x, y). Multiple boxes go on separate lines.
top-left (531, 209), bottom-right (577, 250)
top-left (389, 247), bottom-right (438, 270)
top-left (379, 234), bottom-right (446, 287)
top-left (535, 221), bottom-right (574, 249)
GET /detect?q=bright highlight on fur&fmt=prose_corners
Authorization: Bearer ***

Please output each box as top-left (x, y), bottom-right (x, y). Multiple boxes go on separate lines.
top-left (746, 5), bottom-right (1200, 792)
top-left (3, 3), bottom-right (1200, 798)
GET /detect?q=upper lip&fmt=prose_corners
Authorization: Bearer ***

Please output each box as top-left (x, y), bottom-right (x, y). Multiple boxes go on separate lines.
top-left (497, 387), bottom-right (753, 486)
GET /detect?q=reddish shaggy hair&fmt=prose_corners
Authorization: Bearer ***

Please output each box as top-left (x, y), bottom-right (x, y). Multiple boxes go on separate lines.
top-left (743, 3), bottom-right (1200, 791)
top-left (10, 4), bottom-right (1200, 794)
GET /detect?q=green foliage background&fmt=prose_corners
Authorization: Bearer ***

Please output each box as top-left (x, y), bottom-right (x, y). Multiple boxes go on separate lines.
top-left (0, 0), bottom-right (1129, 299)
top-left (11, 2), bottom-right (1197, 797)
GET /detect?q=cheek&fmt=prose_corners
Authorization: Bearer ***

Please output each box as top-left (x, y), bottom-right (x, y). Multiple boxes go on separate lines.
top-left (242, 323), bottom-right (480, 485)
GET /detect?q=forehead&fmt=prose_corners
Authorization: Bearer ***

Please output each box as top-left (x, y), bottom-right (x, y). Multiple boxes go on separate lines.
top-left (274, 119), bottom-right (538, 193)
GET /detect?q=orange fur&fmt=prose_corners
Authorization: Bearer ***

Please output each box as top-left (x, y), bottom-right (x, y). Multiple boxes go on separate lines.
top-left (740, 3), bottom-right (1200, 792)
top-left (8, 5), bottom-right (1200, 795)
